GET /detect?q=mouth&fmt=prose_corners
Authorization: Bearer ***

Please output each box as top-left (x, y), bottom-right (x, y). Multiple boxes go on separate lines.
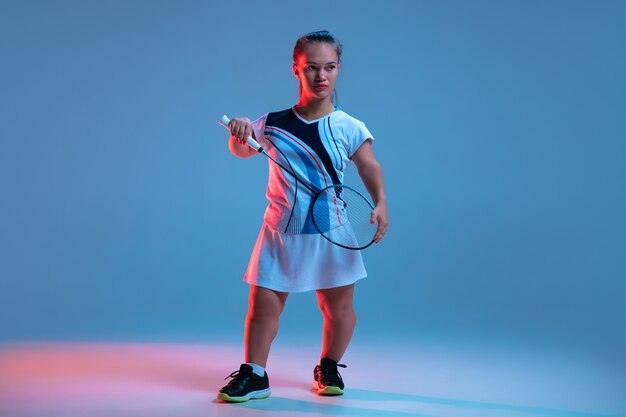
top-left (314, 84), bottom-right (329, 90)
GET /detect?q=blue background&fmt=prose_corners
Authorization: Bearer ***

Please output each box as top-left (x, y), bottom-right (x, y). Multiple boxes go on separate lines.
top-left (1, 0), bottom-right (624, 359)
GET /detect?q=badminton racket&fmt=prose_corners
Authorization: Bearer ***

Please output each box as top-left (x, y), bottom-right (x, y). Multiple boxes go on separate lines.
top-left (219, 115), bottom-right (377, 250)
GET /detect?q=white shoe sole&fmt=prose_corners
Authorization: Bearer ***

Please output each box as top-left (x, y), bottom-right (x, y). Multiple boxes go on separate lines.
top-left (217, 388), bottom-right (271, 402)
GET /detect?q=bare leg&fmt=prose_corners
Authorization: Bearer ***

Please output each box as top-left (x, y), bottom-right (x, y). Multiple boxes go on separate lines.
top-left (316, 283), bottom-right (356, 362)
top-left (244, 285), bottom-right (288, 367)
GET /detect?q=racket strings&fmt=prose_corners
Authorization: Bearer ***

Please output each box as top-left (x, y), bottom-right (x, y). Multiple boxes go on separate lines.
top-left (311, 185), bottom-right (376, 250)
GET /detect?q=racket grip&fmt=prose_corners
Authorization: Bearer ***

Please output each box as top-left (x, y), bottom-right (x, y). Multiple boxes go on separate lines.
top-left (218, 115), bottom-right (263, 152)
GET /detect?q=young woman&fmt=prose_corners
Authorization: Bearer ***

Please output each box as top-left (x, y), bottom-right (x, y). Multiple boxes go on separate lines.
top-left (217, 30), bottom-right (388, 402)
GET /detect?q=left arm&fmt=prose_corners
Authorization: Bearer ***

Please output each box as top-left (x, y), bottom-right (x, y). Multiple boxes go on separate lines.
top-left (352, 140), bottom-right (388, 243)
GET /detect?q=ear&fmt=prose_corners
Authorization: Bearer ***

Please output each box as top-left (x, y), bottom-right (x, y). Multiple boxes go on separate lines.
top-left (292, 63), bottom-right (299, 78)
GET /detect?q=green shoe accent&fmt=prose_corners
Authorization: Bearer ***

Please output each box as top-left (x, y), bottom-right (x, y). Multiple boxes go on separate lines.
top-left (317, 385), bottom-right (344, 396)
top-left (217, 392), bottom-right (249, 402)
top-left (217, 391), bottom-right (270, 403)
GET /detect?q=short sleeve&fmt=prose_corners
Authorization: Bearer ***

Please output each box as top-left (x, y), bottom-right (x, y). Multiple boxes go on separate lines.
top-left (348, 121), bottom-right (374, 158)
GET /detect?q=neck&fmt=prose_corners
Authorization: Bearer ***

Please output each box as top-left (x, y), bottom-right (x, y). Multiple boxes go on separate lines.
top-left (294, 96), bottom-right (335, 120)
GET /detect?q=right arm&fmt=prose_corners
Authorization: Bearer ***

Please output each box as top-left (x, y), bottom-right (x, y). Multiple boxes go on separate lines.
top-left (227, 117), bottom-right (258, 158)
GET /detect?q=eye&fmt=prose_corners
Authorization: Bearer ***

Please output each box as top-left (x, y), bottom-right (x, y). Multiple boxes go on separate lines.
top-left (326, 65), bottom-right (336, 71)
top-left (306, 65), bottom-right (317, 71)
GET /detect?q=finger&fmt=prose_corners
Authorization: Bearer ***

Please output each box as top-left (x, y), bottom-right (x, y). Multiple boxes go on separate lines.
top-left (373, 223), bottom-right (380, 242)
top-left (370, 210), bottom-right (377, 225)
top-left (242, 124), bottom-right (252, 144)
top-left (233, 129), bottom-right (245, 145)
top-left (236, 125), bottom-right (246, 143)
top-left (374, 222), bottom-right (387, 243)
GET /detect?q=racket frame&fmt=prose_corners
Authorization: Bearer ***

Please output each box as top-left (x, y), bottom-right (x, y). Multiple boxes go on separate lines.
top-left (310, 183), bottom-right (376, 250)
top-left (219, 115), bottom-right (375, 250)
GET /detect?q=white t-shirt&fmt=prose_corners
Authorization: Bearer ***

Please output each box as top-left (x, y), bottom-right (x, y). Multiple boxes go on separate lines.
top-left (251, 107), bottom-right (374, 234)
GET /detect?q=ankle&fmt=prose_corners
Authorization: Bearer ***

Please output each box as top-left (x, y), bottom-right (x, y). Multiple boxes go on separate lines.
top-left (319, 357), bottom-right (338, 365)
top-left (246, 362), bottom-right (266, 377)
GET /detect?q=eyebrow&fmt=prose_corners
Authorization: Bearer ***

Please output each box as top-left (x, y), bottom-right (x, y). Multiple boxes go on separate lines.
top-left (305, 61), bottom-right (338, 65)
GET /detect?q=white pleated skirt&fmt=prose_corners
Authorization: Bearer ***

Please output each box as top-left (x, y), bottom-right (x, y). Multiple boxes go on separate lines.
top-left (243, 223), bottom-right (367, 293)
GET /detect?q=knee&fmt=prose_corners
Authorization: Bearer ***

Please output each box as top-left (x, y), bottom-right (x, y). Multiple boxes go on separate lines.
top-left (248, 300), bottom-right (284, 322)
top-left (247, 287), bottom-right (287, 321)
top-left (319, 301), bottom-right (355, 322)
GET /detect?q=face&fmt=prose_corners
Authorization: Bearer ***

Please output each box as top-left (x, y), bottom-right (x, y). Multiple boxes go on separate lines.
top-left (293, 42), bottom-right (340, 101)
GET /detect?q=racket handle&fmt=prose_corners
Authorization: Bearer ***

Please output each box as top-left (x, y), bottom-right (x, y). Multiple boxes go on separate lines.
top-left (218, 115), bottom-right (263, 152)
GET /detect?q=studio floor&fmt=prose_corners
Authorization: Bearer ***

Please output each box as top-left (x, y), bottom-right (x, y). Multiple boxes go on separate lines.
top-left (0, 338), bottom-right (623, 417)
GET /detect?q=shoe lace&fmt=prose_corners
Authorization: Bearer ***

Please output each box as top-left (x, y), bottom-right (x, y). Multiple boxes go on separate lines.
top-left (321, 362), bottom-right (347, 381)
top-left (225, 370), bottom-right (241, 380)
top-left (224, 369), bottom-right (248, 385)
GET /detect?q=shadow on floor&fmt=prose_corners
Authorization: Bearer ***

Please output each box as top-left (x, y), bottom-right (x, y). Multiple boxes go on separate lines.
top-left (213, 389), bottom-right (617, 417)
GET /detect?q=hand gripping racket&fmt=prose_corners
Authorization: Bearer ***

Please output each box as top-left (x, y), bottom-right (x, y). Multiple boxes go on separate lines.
top-left (219, 115), bottom-right (377, 250)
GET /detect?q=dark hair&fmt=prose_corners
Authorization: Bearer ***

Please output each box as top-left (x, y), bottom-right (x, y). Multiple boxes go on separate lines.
top-left (293, 30), bottom-right (343, 104)
top-left (293, 30), bottom-right (343, 63)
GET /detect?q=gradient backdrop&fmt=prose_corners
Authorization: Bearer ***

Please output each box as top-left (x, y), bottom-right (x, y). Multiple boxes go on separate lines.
top-left (1, 0), bottom-right (624, 362)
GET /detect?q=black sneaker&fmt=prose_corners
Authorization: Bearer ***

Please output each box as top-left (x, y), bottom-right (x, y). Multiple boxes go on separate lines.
top-left (312, 357), bottom-right (347, 395)
top-left (217, 364), bottom-right (271, 402)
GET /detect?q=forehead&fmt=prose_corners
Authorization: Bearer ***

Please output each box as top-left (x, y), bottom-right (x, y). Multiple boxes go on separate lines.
top-left (295, 42), bottom-right (338, 63)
